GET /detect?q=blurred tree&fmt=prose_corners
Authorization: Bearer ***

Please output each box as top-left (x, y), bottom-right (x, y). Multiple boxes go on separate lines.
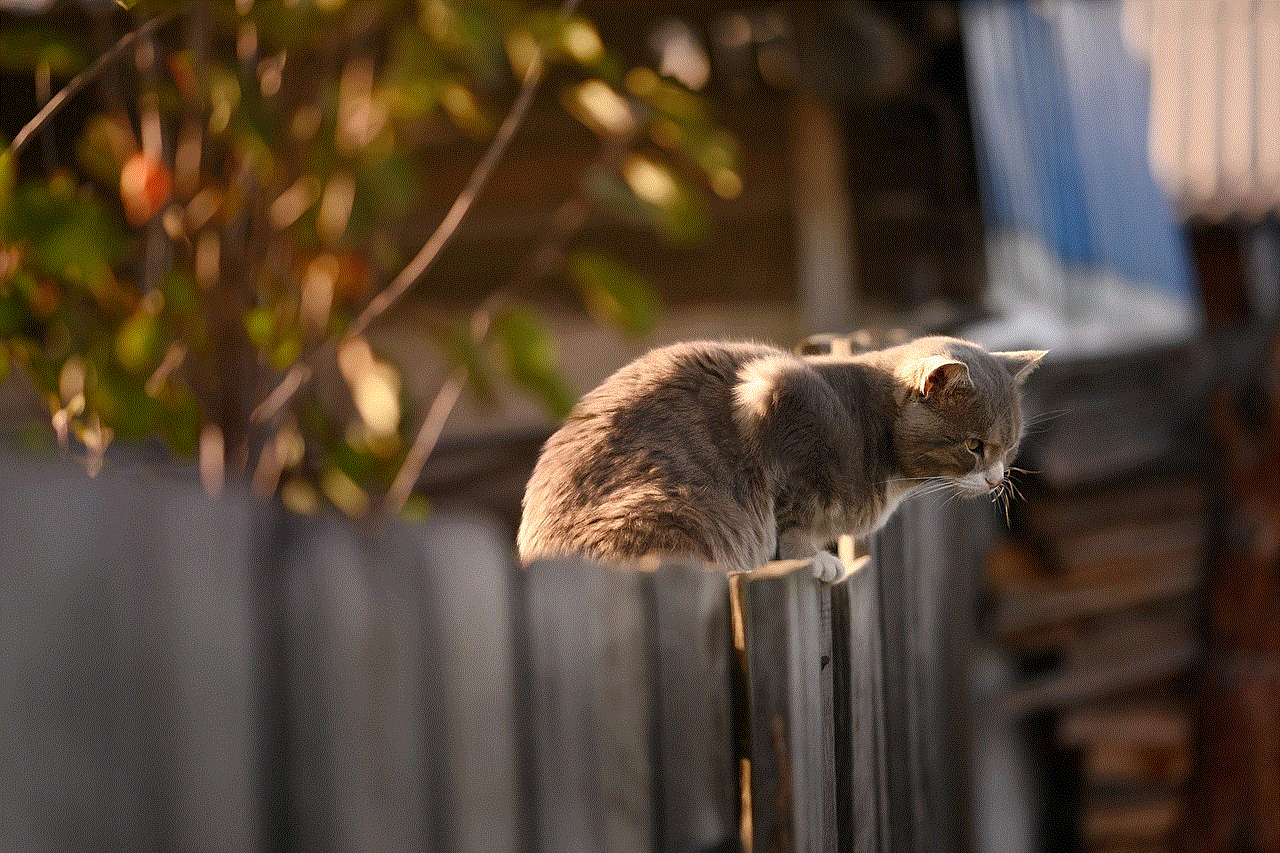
top-left (0, 0), bottom-right (740, 515)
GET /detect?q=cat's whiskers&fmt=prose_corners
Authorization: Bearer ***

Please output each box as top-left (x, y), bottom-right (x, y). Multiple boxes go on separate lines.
top-left (1008, 477), bottom-right (1026, 502)
top-left (988, 480), bottom-right (1011, 526)
top-left (939, 484), bottom-right (970, 509)
top-left (1022, 409), bottom-right (1071, 436)
top-left (1024, 408), bottom-right (1070, 427)
top-left (907, 483), bottom-right (953, 502)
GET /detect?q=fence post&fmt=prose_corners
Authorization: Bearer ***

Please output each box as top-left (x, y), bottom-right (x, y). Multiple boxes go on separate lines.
top-left (525, 558), bottom-right (656, 853)
top-left (0, 459), bottom-right (258, 853)
top-left (652, 561), bottom-right (738, 853)
top-left (831, 555), bottom-right (888, 853)
top-left (155, 480), bottom-right (257, 853)
top-left (410, 515), bottom-right (523, 853)
top-left (732, 559), bottom-right (837, 853)
top-left (871, 494), bottom-right (981, 853)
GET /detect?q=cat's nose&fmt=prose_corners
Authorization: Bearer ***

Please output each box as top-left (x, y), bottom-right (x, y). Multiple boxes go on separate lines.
top-left (985, 463), bottom-right (1005, 490)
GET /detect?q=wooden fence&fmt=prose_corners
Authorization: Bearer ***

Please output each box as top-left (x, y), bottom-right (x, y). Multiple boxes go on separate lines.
top-left (0, 455), bottom-right (982, 853)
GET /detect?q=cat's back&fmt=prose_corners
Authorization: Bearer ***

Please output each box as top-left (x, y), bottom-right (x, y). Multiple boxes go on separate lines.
top-left (539, 338), bottom-right (783, 454)
top-left (517, 340), bottom-right (788, 564)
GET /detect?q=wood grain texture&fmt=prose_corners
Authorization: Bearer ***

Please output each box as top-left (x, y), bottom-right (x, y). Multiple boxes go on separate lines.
top-left (525, 558), bottom-right (655, 853)
top-left (734, 560), bottom-right (836, 853)
top-left (0, 460), bottom-right (253, 853)
top-left (653, 561), bottom-right (738, 853)
top-left (832, 555), bottom-right (889, 853)
top-left (412, 515), bottom-right (520, 853)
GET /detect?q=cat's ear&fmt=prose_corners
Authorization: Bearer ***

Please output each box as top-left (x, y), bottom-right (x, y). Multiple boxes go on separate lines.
top-left (919, 356), bottom-right (971, 398)
top-left (992, 350), bottom-right (1048, 384)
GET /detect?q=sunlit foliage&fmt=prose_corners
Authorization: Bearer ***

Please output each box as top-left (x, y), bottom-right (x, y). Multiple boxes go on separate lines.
top-left (0, 0), bottom-right (739, 514)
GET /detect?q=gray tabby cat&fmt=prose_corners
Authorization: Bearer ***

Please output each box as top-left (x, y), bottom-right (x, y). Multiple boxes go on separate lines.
top-left (517, 336), bottom-right (1045, 581)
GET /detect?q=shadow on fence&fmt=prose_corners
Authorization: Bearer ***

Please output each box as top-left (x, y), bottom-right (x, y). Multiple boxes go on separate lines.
top-left (0, 455), bottom-right (980, 853)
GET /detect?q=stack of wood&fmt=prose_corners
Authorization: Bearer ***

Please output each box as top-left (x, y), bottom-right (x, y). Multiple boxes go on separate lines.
top-left (981, 342), bottom-right (1209, 852)
top-left (1185, 326), bottom-right (1280, 853)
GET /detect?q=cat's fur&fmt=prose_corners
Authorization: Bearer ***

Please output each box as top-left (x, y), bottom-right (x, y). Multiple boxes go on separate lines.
top-left (517, 336), bottom-right (1044, 580)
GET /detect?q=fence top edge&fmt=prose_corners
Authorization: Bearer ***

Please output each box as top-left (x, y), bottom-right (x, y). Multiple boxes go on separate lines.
top-left (734, 558), bottom-right (815, 580)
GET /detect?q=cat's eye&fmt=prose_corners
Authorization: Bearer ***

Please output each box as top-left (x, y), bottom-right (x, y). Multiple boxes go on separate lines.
top-left (966, 438), bottom-right (984, 455)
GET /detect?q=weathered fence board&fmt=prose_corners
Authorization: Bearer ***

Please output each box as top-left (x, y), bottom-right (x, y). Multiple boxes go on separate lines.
top-left (280, 516), bottom-right (378, 853)
top-left (0, 461), bottom-right (255, 853)
top-left (733, 560), bottom-right (837, 853)
top-left (366, 521), bottom-right (438, 853)
top-left (832, 555), bottom-right (889, 853)
top-left (653, 561), bottom-right (738, 853)
top-left (415, 516), bottom-right (523, 853)
top-left (873, 494), bottom-right (982, 853)
top-left (0, 455), bottom-right (977, 853)
top-left (525, 558), bottom-right (655, 853)
top-left (155, 481), bottom-right (257, 853)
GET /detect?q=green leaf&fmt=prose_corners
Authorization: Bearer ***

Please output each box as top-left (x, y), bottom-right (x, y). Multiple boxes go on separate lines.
top-left (0, 290), bottom-right (22, 337)
top-left (438, 324), bottom-right (496, 407)
top-left (161, 269), bottom-right (198, 318)
top-left (422, 0), bottom-right (504, 83)
top-left (585, 163), bottom-right (708, 244)
top-left (8, 179), bottom-right (124, 289)
top-left (399, 493), bottom-right (431, 522)
top-left (566, 251), bottom-right (659, 338)
top-left (0, 145), bottom-right (13, 228)
top-left (270, 333), bottom-right (302, 370)
top-left (162, 389), bottom-right (202, 457)
top-left (491, 307), bottom-right (575, 418)
top-left (386, 27), bottom-right (445, 119)
top-left (92, 372), bottom-right (163, 438)
top-left (115, 310), bottom-right (160, 373)
top-left (243, 307), bottom-right (275, 350)
top-left (75, 116), bottom-right (132, 187)
top-left (350, 150), bottom-right (418, 247)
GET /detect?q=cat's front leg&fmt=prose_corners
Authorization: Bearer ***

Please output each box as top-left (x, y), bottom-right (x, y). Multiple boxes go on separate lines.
top-left (777, 527), bottom-right (847, 583)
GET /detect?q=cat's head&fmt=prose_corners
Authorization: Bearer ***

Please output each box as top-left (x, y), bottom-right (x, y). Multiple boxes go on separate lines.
top-left (889, 337), bottom-right (1046, 494)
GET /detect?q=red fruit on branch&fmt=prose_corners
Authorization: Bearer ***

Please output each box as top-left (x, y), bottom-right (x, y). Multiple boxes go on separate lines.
top-left (120, 151), bottom-right (172, 226)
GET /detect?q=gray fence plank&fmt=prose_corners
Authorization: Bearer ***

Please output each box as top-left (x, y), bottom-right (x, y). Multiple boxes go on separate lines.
top-left (281, 513), bottom-right (443, 853)
top-left (282, 517), bottom-right (373, 853)
top-left (871, 494), bottom-right (983, 853)
top-left (0, 465), bottom-right (107, 851)
top-left (873, 508), bottom-right (922, 853)
top-left (526, 558), bottom-right (655, 853)
top-left (155, 481), bottom-right (257, 853)
top-left (369, 521), bottom-right (439, 853)
top-left (733, 560), bottom-right (837, 853)
top-left (0, 459), bottom-right (255, 853)
top-left (413, 515), bottom-right (522, 853)
top-left (652, 561), bottom-right (738, 853)
top-left (832, 556), bottom-right (888, 853)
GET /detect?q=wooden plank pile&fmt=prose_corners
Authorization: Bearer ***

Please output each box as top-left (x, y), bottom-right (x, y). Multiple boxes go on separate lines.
top-left (1184, 327), bottom-right (1280, 853)
top-left (981, 343), bottom-right (1209, 853)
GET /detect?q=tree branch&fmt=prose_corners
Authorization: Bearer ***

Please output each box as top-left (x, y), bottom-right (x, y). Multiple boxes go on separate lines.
top-left (9, 4), bottom-right (186, 158)
top-left (250, 0), bottom-right (579, 427)
top-left (382, 129), bottom-right (633, 514)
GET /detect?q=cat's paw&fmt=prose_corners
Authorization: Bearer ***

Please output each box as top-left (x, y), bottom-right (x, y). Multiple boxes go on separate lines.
top-left (809, 550), bottom-right (847, 583)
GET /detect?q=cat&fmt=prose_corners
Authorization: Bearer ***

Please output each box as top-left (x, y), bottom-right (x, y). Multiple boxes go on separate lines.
top-left (517, 336), bottom-right (1045, 581)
